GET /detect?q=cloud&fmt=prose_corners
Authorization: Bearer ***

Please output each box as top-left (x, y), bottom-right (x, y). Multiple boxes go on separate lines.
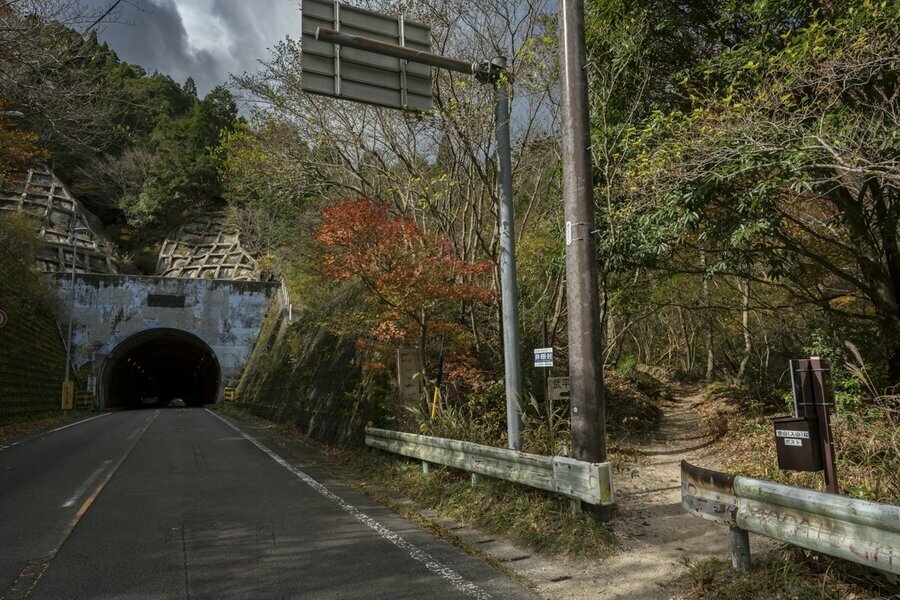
top-left (94, 0), bottom-right (299, 95)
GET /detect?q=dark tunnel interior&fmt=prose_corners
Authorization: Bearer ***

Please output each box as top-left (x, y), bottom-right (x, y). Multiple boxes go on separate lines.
top-left (103, 329), bottom-right (221, 410)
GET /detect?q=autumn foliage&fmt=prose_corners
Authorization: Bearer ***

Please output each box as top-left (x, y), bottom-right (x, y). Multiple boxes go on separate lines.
top-left (0, 95), bottom-right (48, 185)
top-left (317, 198), bottom-right (493, 377)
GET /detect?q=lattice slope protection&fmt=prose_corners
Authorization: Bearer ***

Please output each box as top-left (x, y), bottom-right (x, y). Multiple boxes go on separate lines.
top-left (156, 212), bottom-right (260, 281)
top-left (0, 167), bottom-right (119, 274)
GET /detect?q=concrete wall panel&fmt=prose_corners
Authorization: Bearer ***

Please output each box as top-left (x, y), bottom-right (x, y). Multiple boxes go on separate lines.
top-left (55, 274), bottom-right (277, 392)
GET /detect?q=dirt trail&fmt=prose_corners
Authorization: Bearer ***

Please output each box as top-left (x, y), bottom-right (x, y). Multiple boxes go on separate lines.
top-left (578, 386), bottom-right (729, 599)
top-left (512, 385), bottom-right (765, 599)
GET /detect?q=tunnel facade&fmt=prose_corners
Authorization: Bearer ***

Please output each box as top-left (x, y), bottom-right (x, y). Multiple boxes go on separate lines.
top-left (101, 329), bottom-right (221, 409)
top-left (55, 274), bottom-right (278, 409)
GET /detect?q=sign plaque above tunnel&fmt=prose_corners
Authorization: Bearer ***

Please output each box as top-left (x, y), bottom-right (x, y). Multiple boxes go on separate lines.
top-left (147, 294), bottom-right (186, 308)
top-left (300, 0), bottom-right (433, 111)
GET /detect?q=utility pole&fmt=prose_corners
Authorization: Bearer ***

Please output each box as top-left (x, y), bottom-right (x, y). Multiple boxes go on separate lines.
top-left (559, 0), bottom-right (607, 471)
top-left (62, 227), bottom-right (89, 409)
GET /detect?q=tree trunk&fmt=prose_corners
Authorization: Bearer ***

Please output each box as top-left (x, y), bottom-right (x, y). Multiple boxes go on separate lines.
top-left (737, 278), bottom-right (752, 380)
top-left (701, 252), bottom-right (714, 380)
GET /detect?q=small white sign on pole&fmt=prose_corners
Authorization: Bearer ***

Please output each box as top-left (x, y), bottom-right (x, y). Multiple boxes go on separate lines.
top-left (533, 347), bottom-right (553, 368)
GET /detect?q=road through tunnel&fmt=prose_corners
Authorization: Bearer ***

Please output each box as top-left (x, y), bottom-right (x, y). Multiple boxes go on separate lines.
top-left (102, 329), bottom-right (221, 409)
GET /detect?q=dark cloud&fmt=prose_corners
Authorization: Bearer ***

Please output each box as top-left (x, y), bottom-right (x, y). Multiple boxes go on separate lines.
top-left (93, 0), bottom-right (298, 95)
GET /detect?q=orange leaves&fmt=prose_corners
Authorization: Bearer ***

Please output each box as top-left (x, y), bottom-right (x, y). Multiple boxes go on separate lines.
top-left (0, 96), bottom-right (49, 181)
top-left (317, 198), bottom-right (493, 318)
top-left (317, 197), bottom-right (494, 363)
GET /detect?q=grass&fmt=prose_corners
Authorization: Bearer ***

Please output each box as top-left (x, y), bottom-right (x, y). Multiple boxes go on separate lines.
top-left (695, 383), bottom-right (899, 504)
top-left (338, 450), bottom-right (617, 557)
top-left (683, 382), bottom-right (898, 599)
top-left (685, 547), bottom-right (899, 599)
top-left (219, 403), bottom-right (618, 559)
top-left (0, 410), bottom-right (94, 445)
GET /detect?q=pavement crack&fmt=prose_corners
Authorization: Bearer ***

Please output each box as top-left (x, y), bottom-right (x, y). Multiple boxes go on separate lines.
top-left (180, 526), bottom-right (191, 600)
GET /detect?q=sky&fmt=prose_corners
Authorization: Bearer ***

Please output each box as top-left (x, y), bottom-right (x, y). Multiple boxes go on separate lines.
top-left (93, 0), bottom-right (299, 95)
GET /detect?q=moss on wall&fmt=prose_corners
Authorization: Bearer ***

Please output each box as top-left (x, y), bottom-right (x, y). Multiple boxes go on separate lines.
top-left (0, 214), bottom-right (66, 423)
top-left (236, 297), bottom-right (377, 446)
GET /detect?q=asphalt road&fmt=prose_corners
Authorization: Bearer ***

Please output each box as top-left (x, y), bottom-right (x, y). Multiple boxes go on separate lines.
top-left (1, 409), bottom-right (535, 600)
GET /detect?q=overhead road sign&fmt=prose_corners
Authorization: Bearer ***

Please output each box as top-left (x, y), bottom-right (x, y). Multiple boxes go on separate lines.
top-left (301, 0), bottom-right (434, 111)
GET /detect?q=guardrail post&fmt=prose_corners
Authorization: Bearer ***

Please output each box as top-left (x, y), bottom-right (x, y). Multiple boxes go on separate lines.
top-left (471, 473), bottom-right (483, 486)
top-left (422, 461), bottom-right (432, 475)
top-left (570, 498), bottom-right (582, 515)
top-left (729, 526), bottom-right (751, 571)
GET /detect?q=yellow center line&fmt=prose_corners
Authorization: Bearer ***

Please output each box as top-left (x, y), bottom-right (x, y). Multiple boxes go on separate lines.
top-left (2, 411), bottom-right (159, 600)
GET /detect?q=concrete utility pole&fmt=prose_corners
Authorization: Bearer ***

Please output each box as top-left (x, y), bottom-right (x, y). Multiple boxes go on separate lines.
top-left (62, 227), bottom-right (87, 410)
top-left (559, 0), bottom-right (607, 467)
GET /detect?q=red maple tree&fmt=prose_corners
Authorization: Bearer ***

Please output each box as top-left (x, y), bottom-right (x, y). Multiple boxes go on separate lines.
top-left (317, 198), bottom-right (493, 379)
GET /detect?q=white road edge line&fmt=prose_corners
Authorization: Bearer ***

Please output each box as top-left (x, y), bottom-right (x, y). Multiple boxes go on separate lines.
top-left (0, 414), bottom-right (110, 453)
top-left (46, 413), bottom-right (111, 435)
top-left (63, 459), bottom-right (114, 508)
top-left (205, 409), bottom-right (492, 600)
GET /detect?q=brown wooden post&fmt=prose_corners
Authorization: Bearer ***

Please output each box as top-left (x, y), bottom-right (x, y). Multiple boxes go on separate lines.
top-left (809, 357), bottom-right (839, 494)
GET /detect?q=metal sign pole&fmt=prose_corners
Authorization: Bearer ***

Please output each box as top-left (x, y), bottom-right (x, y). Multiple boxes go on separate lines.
top-left (810, 357), bottom-right (839, 493)
top-left (559, 0), bottom-right (607, 466)
top-left (493, 56), bottom-right (523, 450)
top-left (311, 24), bottom-right (524, 450)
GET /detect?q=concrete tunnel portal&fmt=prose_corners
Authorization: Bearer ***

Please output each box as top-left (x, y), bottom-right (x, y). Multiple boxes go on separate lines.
top-left (101, 329), bottom-right (221, 410)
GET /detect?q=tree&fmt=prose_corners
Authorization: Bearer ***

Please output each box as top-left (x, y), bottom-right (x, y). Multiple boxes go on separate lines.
top-left (317, 198), bottom-right (493, 384)
top-left (0, 95), bottom-right (49, 184)
top-left (124, 86), bottom-right (239, 229)
top-left (619, 1), bottom-right (900, 381)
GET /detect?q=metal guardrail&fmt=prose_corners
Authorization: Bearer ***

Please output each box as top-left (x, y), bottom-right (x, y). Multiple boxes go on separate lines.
top-left (365, 428), bottom-right (614, 506)
top-left (681, 461), bottom-right (900, 575)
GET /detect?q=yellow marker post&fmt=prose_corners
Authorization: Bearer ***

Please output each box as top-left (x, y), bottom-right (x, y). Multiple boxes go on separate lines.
top-left (61, 381), bottom-right (75, 410)
top-left (430, 387), bottom-right (441, 419)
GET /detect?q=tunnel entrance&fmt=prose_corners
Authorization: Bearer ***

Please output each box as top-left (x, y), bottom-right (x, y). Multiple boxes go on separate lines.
top-left (101, 329), bottom-right (221, 410)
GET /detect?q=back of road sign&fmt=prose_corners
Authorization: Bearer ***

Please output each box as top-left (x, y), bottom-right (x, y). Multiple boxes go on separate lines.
top-left (301, 0), bottom-right (433, 111)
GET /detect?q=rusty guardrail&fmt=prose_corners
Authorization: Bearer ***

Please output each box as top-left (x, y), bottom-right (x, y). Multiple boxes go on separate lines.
top-left (681, 461), bottom-right (900, 575)
top-left (366, 428), bottom-right (615, 506)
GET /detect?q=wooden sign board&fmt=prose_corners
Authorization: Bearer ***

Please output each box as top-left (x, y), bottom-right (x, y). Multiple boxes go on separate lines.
top-left (548, 377), bottom-right (570, 402)
top-left (396, 347), bottom-right (423, 402)
top-left (61, 381), bottom-right (75, 410)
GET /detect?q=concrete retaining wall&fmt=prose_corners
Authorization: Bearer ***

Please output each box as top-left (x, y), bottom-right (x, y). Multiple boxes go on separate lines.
top-left (236, 295), bottom-right (378, 446)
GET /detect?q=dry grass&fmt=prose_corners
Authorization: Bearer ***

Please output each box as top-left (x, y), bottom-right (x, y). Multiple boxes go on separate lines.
top-left (684, 546), bottom-right (898, 599)
top-left (681, 381), bottom-right (898, 599)
top-left (695, 384), bottom-right (898, 504)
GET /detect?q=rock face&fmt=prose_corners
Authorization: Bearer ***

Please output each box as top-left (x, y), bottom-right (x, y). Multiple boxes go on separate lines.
top-left (156, 212), bottom-right (260, 281)
top-left (0, 167), bottom-right (119, 275)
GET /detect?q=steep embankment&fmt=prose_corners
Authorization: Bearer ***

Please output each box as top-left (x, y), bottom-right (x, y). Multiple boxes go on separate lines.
top-left (236, 293), bottom-right (378, 445)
